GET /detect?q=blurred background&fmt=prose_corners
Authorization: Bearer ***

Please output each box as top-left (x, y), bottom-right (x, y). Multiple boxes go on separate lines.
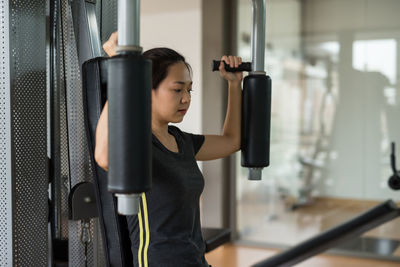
top-left (233, 0), bottom-right (400, 262)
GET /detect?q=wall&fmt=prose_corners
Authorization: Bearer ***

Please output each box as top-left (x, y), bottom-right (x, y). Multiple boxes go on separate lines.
top-left (141, 0), bottom-right (203, 135)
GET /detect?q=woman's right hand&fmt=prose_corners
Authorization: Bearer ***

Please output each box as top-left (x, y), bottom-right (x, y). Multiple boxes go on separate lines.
top-left (103, 31), bottom-right (118, 57)
top-left (95, 101), bottom-right (109, 171)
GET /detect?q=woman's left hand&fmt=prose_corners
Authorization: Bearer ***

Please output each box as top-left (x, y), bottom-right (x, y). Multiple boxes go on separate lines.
top-left (219, 55), bottom-right (243, 84)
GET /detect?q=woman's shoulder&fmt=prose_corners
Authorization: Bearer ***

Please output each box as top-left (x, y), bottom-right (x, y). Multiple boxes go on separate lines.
top-left (168, 125), bottom-right (204, 137)
top-left (168, 125), bottom-right (197, 142)
top-left (168, 125), bottom-right (187, 142)
top-left (168, 125), bottom-right (200, 138)
top-left (168, 125), bottom-right (205, 154)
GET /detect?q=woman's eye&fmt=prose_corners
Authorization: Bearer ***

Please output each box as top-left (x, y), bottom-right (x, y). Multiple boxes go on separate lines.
top-left (173, 88), bottom-right (192, 94)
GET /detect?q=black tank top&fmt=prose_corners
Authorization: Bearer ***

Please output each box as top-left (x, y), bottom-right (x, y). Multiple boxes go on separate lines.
top-left (127, 125), bottom-right (208, 267)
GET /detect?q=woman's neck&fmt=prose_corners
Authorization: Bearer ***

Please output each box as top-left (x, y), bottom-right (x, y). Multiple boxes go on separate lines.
top-left (151, 119), bottom-right (169, 138)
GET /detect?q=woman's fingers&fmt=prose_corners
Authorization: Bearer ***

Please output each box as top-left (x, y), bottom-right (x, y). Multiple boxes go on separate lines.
top-left (103, 31), bottom-right (118, 57)
top-left (221, 55), bottom-right (229, 67)
top-left (228, 55), bottom-right (234, 68)
top-left (234, 56), bottom-right (240, 68)
top-left (220, 55), bottom-right (243, 76)
top-left (221, 55), bottom-right (243, 69)
top-left (109, 32), bottom-right (118, 45)
top-left (219, 60), bottom-right (227, 76)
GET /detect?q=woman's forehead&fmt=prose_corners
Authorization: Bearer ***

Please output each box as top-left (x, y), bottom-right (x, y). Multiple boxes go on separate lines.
top-left (166, 63), bottom-right (192, 83)
top-left (172, 80), bottom-right (193, 86)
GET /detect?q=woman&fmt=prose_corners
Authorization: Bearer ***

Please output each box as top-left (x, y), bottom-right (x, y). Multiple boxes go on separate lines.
top-left (95, 32), bottom-right (242, 267)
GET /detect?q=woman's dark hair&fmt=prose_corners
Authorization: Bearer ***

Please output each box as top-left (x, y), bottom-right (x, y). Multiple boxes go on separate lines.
top-left (143, 47), bottom-right (192, 89)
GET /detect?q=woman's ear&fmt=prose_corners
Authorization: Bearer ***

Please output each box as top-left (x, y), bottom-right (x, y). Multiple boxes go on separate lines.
top-left (151, 88), bottom-right (157, 99)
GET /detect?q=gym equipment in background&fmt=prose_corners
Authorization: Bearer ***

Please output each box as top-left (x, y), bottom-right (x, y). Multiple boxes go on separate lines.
top-left (388, 142), bottom-right (400, 190)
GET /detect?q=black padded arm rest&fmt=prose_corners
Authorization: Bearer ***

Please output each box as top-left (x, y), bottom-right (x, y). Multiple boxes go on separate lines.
top-left (202, 227), bottom-right (231, 253)
top-left (82, 57), bottom-right (133, 267)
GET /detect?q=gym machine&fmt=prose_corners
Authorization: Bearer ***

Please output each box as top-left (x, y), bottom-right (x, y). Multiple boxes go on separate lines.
top-left (107, 0), bottom-right (273, 215)
top-left (0, 0), bottom-right (228, 265)
top-left (79, 0), bottom-right (231, 265)
top-left (55, 0), bottom-right (400, 265)
top-left (106, 0), bottom-right (152, 216)
top-left (213, 0), bottom-right (272, 181)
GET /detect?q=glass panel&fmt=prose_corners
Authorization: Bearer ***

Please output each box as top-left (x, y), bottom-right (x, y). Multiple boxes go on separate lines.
top-left (236, 0), bottom-right (400, 261)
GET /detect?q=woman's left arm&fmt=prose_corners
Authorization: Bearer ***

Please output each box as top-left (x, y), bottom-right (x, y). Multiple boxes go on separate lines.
top-left (195, 55), bottom-right (243, 161)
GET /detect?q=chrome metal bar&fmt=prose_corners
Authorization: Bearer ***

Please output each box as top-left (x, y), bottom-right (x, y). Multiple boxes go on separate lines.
top-left (118, 0), bottom-right (140, 47)
top-left (115, 194), bottom-right (141, 215)
top-left (113, 0), bottom-right (143, 215)
top-left (251, 0), bottom-right (266, 73)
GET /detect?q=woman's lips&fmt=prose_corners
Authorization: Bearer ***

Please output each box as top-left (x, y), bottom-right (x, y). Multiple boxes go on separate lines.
top-left (178, 109), bottom-right (187, 115)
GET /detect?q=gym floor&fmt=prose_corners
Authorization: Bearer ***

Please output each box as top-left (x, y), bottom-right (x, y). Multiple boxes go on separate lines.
top-left (214, 197), bottom-right (400, 266)
top-left (205, 243), bottom-right (400, 267)
top-left (237, 197), bottom-right (400, 243)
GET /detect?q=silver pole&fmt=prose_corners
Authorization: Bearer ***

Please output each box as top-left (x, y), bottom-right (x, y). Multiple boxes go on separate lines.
top-left (116, 194), bottom-right (142, 215)
top-left (118, 0), bottom-right (140, 48)
top-left (248, 0), bottom-right (267, 180)
top-left (114, 0), bottom-right (142, 215)
top-left (251, 0), bottom-right (266, 74)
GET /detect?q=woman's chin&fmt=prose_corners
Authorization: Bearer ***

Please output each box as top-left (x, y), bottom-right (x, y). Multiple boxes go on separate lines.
top-left (171, 116), bottom-right (184, 123)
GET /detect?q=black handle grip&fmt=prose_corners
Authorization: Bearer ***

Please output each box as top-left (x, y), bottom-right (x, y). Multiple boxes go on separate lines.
top-left (212, 60), bottom-right (252, 72)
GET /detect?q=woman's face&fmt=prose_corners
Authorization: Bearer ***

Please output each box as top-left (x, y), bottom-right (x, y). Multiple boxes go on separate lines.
top-left (151, 61), bottom-right (192, 124)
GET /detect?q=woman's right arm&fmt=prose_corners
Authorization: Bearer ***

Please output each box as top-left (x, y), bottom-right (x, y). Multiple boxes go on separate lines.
top-left (95, 101), bottom-right (109, 171)
top-left (94, 32), bottom-right (118, 171)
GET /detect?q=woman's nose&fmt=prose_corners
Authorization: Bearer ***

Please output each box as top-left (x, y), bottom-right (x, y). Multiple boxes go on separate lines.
top-left (181, 91), bottom-right (191, 103)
